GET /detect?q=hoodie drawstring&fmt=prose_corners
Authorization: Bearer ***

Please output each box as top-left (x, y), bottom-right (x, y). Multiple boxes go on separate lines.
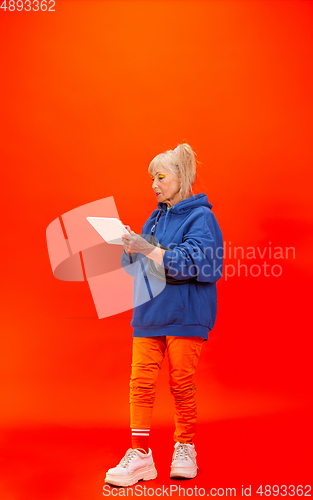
top-left (163, 207), bottom-right (171, 235)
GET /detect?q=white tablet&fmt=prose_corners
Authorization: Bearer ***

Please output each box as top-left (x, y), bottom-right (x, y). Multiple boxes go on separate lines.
top-left (87, 217), bottom-right (130, 245)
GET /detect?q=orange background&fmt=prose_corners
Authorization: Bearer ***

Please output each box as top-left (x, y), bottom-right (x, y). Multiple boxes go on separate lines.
top-left (1, 1), bottom-right (312, 499)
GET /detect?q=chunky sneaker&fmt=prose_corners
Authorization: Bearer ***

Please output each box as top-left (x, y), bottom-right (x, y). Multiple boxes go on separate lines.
top-left (170, 442), bottom-right (198, 479)
top-left (105, 448), bottom-right (157, 487)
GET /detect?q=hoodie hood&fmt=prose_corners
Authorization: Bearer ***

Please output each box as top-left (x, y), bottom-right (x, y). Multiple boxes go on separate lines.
top-left (156, 193), bottom-right (213, 236)
top-left (157, 193), bottom-right (212, 214)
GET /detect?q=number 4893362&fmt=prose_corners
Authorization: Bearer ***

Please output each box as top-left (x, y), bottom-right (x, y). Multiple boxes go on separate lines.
top-left (0, 1), bottom-right (56, 11)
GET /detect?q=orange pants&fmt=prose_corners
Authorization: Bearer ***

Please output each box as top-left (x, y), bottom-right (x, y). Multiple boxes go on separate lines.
top-left (129, 336), bottom-right (203, 444)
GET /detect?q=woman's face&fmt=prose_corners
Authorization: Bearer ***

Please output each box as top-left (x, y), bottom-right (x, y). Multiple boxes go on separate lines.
top-left (150, 165), bottom-right (182, 207)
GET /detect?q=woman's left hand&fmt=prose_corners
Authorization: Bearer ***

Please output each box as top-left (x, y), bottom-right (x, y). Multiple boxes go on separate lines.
top-left (122, 228), bottom-right (153, 256)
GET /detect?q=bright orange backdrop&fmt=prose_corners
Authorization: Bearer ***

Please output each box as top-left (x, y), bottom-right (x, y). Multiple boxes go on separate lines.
top-left (0, 1), bottom-right (312, 498)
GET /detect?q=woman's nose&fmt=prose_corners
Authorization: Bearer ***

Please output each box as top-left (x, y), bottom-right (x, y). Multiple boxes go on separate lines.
top-left (152, 179), bottom-right (158, 190)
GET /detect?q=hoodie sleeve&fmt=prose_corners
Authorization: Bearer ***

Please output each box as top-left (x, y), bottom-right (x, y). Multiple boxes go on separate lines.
top-left (162, 210), bottom-right (223, 283)
top-left (121, 250), bottom-right (139, 277)
top-left (120, 213), bottom-right (156, 277)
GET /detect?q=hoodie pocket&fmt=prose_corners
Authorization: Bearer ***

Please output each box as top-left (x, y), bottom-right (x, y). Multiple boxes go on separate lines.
top-left (177, 286), bottom-right (186, 311)
top-left (132, 284), bottom-right (186, 327)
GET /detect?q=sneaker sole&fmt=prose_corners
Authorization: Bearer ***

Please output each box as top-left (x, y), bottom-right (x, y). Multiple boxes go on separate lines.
top-left (170, 466), bottom-right (197, 479)
top-left (105, 464), bottom-right (157, 487)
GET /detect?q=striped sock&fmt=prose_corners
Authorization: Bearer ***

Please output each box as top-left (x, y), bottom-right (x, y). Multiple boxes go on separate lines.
top-left (131, 428), bottom-right (150, 453)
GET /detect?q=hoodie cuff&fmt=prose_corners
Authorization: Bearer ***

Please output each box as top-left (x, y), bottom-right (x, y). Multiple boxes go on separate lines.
top-left (123, 251), bottom-right (134, 264)
top-left (162, 249), bottom-right (174, 270)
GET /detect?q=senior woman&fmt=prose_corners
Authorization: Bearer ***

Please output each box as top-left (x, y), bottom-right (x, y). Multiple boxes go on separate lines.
top-left (105, 143), bottom-right (223, 487)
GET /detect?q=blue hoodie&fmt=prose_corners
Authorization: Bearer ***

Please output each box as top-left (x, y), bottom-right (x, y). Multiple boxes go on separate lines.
top-left (121, 193), bottom-right (223, 340)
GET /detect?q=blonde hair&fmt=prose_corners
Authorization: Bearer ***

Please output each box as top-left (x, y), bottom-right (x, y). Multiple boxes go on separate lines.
top-left (148, 143), bottom-right (197, 200)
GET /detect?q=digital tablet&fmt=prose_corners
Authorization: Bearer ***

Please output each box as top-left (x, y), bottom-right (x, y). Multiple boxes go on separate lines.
top-left (86, 217), bottom-right (130, 245)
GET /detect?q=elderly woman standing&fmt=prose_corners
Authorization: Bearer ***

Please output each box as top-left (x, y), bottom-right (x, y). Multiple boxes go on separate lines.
top-left (105, 143), bottom-right (223, 487)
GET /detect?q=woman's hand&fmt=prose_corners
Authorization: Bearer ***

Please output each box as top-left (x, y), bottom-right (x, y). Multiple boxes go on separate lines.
top-left (122, 226), bottom-right (152, 256)
top-left (122, 225), bottom-right (165, 265)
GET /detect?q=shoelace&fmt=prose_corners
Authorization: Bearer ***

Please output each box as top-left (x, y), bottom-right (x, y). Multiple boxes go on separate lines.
top-left (173, 443), bottom-right (189, 461)
top-left (173, 444), bottom-right (199, 468)
top-left (119, 449), bottom-right (137, 468)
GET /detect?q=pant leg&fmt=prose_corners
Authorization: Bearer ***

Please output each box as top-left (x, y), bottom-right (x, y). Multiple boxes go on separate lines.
top-left (166, 336), bottom-right (204, 444)
top-left (129, 336), bottom-right (167, 430)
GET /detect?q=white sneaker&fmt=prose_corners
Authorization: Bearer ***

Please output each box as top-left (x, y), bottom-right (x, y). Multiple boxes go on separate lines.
top-left (170, 442), bottom-right (198, 479)
top-left (105, 448), bottom-right (157, 487)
